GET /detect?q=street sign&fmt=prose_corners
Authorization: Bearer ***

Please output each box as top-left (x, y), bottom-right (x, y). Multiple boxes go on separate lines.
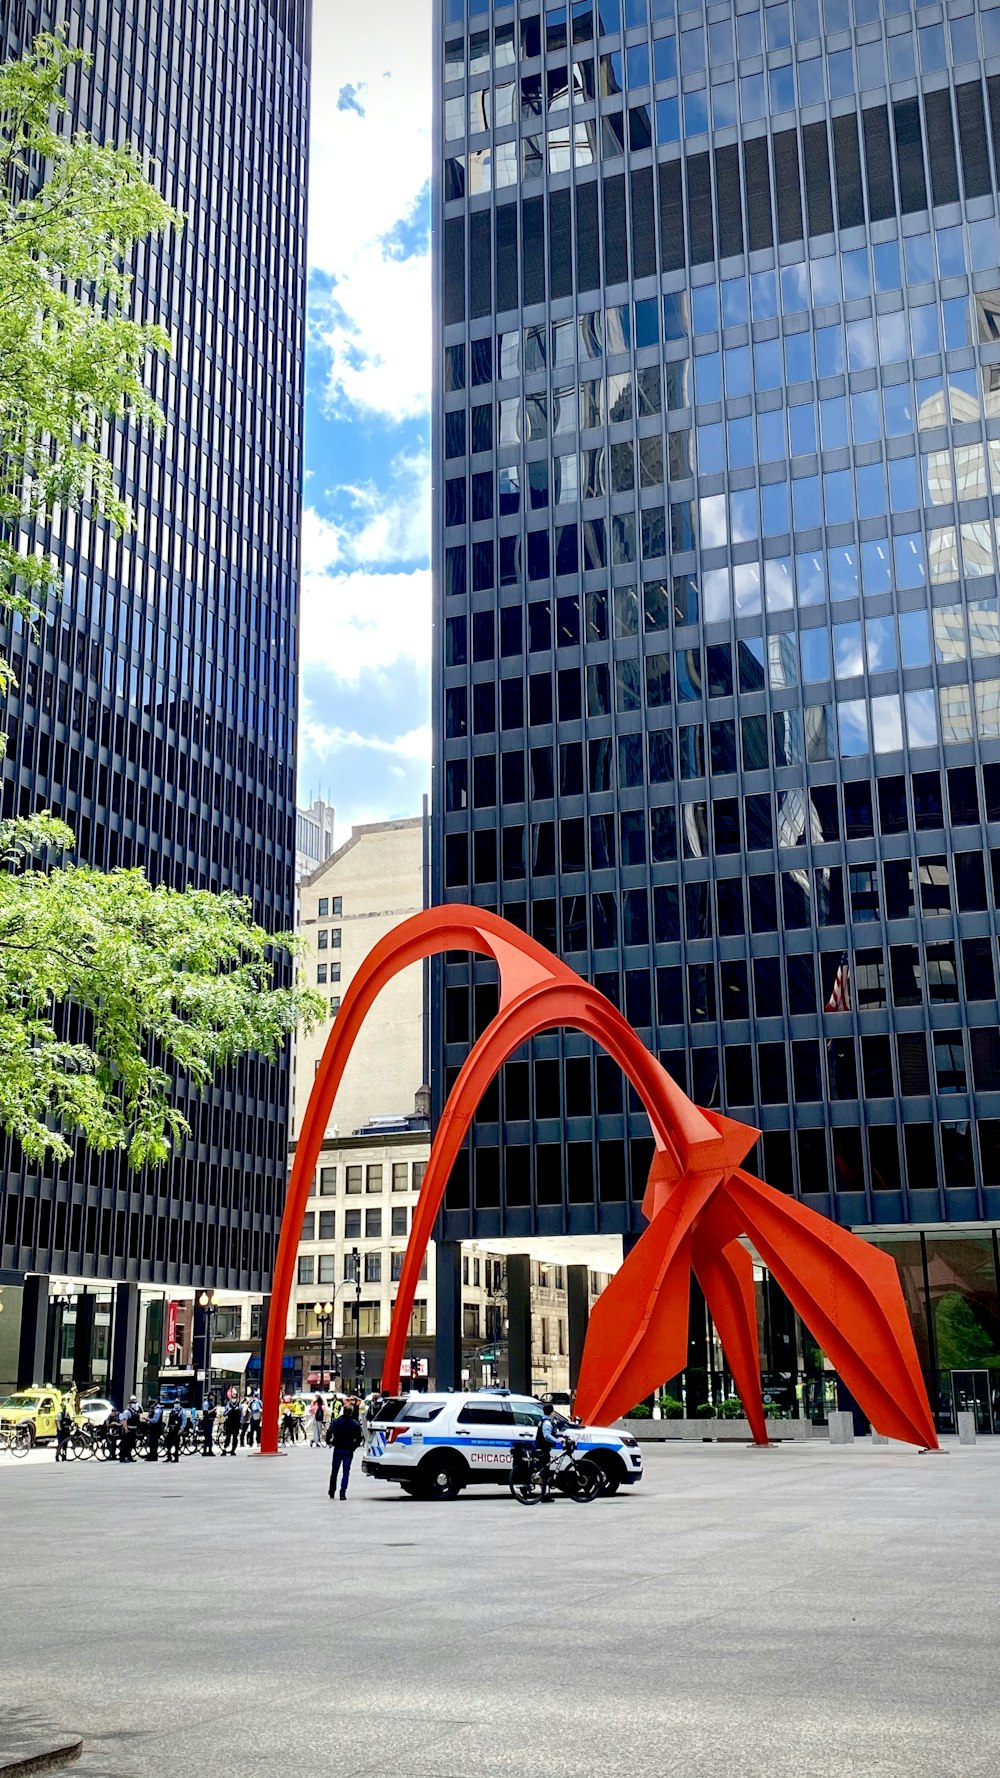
top-left (479, 1349), bottom-right (499, 1362)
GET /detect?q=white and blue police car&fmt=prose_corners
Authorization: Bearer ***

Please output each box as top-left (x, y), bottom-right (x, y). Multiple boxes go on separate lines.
top-left (362, 1389), bottom-right (643, 1500)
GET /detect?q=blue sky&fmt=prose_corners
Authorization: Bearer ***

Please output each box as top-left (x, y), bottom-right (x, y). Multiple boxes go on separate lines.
top-left (299, 1), bottom-right (433, 834)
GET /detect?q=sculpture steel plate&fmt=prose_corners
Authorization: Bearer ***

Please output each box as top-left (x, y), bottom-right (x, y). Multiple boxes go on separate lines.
top-left (262, 907), bottom-right (937, 1453)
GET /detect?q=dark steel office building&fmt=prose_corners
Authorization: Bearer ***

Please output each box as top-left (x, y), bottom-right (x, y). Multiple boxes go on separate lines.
top-left (433, 0), bottom-right (1000, 1427)
top-left (0, 0), bottom-right (309, 1394)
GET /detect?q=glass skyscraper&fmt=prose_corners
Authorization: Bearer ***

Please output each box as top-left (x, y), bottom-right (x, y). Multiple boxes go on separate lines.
top-left (0, 0), bottom-right (309, 1373)
top-left (432, 0), bottom-right (1000, 1424)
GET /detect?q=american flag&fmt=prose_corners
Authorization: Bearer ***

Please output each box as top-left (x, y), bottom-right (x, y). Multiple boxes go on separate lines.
top-left (825, 951), bottom-right (851, 1013)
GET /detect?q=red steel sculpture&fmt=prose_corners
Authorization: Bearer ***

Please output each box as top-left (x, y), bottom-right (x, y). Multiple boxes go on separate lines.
top-left (261, 906), bottom-right (938, 1453)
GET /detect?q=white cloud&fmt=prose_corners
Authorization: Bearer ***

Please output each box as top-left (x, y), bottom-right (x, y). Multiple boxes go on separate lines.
top-left (302, 720), bottom-right (431, 765)
top-left (309, 1), bottom-right (432, 422)
top-left (300, 557), bottom-right (432, 686)
top-left (299, 451), bottom-right (431, 684)
top-left (328, 450), bottom-right (430, 567)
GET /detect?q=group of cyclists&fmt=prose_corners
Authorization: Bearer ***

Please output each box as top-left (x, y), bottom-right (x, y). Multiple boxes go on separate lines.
top-left (49, 1387), bottom-right (367, 1463)
top-left (50, 1388), bottom-right (270, 1462)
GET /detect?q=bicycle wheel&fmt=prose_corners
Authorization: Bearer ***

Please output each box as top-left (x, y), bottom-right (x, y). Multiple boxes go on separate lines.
top-left (509, 1473), bottom-right (544, 1505)
top-left (561, 1458), bottom-right (603, 1502)
top-left (94, 1431), bottom-right (112, 1461)
top-left (13, 1424), bottom-right (33, 1457)
top-left (70, 1432), bottom-right (93, 1461)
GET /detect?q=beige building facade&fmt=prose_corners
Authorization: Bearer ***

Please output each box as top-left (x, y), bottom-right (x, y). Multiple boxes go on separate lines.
top-left (292, 818), bottom-right (426, 1142)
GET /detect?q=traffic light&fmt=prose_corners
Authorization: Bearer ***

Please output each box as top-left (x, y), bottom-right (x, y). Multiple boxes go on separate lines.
top-left (357, 1352), bottom-right (365, 1374)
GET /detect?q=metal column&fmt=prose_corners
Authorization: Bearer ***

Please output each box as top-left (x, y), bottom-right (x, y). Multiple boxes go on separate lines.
top-left (16, 1274), bottom-right (50, 1388)
top-left (109, 1282), bottom-right (139, 1406)
top-left (72, 1291), bottom-right (96, 1388)
top-left (567, 1264), bottom-right (590, 1395)
top-left (506, 1253), bottom-right (532, 1395)
top-left (433, 1240), bottom-right (463, 1392)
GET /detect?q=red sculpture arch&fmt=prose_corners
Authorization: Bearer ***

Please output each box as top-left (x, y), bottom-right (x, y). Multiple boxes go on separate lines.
top-left (261, 906), bottom-right (937, 1453)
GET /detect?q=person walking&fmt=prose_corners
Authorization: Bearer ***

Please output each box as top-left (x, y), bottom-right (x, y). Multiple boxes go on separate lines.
top-left (222, 1394), bottom-right (241, 1455)
top-left (163, 1402), bottom-right (183, 1463)
top-left (200, 1394), bottom-right (217, 1456)
top-left (327, 1399), bottom-right (364, 1500)
top-left (291, 1397), bottom-right (306, 1441)
top-left (309, 1393), bottom-right (326, 1448)
top-left (144, 1399), bottom-right (164, 1462)
top-left (239, 1397), bottom-right (252, 1448)
top-left (54, 1403), bottom-right (74, 1461)
top-left (248, 1389), bottom-right (263, 1447)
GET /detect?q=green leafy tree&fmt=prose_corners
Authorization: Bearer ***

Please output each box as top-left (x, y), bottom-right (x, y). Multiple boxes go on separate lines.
top-left (933, 1292), bottom-right (1000, 1371)
top-left (0, 36), bottom-right (322, 1169)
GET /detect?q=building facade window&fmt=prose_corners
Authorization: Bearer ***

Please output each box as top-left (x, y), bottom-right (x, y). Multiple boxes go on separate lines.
top-left (431, 0), bottom-right (1000, 1269)
top-left (0, 0), bottom-right (307, 1297)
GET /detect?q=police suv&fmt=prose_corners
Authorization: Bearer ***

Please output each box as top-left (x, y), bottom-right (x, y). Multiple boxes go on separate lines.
top-left (362, 1389), bottom-right (643, 1500)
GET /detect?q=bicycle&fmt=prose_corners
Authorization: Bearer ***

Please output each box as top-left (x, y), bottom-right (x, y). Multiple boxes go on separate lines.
top-left (0, 1424), bottom-right (34, 1458)
top-left (93, 1425), bottom-right (117, 1461)
top-left (67, 1423), bottom-right (101, 1461)
top-left (509, 1434), bottom-right (604, 1505)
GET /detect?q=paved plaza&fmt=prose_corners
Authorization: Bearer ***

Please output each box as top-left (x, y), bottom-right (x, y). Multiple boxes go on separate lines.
top-left (1, 1438), bottom-right (997, 1778)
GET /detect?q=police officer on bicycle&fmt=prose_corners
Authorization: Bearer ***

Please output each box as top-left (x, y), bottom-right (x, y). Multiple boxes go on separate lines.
top-left (533, 1397), bottom-right (564, 1501)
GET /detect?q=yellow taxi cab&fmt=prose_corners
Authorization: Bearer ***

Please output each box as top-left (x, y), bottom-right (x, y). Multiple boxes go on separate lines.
top-left (0, 1386), bottom-right (76, 1446)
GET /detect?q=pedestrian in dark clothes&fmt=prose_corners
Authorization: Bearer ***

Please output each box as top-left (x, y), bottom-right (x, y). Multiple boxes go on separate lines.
top-left (328, 1400), bottom-right (364, 1500)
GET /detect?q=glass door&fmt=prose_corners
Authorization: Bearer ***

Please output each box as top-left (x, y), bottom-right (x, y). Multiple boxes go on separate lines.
top-left (951, 1369), bottom-right (994, 1433)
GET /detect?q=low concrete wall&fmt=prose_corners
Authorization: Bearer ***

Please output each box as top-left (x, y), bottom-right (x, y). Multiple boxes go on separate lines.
top-left (615, 1416), bottom-right (816, 1442)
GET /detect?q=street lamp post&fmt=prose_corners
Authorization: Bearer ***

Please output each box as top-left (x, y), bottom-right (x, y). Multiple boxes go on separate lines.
top-left (408, 1304), bottom-right (420, 1392)
top-left (313, 1299), bottom-right (334, 1390)
top-left (486, 1264), bottom-right (508, 1387)
top-left (351, 1245), bottom-right (362, 1394)
top-left (52, 1283), bottom-right (78, 1389)
top-left (197, 1291), bottom-right (218, 1399)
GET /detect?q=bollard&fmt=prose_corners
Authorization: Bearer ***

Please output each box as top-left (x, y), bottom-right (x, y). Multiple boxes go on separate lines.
top-left (956, 1411), bottom-right (977, 1445)
top-left (827, 1410), bottom-right (855, 1445)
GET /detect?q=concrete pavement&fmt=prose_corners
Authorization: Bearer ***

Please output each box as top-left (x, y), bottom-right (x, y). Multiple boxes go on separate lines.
top-left (1, 1438), bottom-right (997, 1777)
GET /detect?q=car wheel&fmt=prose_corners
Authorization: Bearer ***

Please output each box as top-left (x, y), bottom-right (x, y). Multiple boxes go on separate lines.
top-left (417, 1454), bottom-right (465, 1500)
top-left (398, 1480), bottom-right (420, 1497)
